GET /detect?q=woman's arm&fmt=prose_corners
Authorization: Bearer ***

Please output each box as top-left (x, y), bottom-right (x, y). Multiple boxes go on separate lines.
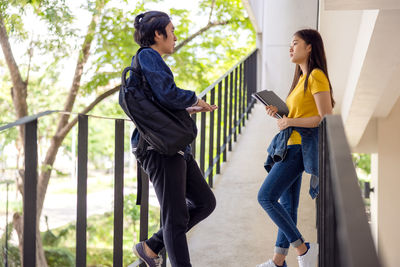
top-left (277, 91), bottom-right (333, 130)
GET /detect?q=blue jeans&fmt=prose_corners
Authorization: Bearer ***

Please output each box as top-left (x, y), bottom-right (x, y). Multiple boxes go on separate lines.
top-left (258, 145), bottom-right (305, 255)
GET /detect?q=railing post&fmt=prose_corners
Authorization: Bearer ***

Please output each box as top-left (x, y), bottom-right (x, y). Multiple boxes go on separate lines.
top-left (247, 52), bottom-right (257, 113)
top-left (252, 52), bottom-right (257, 109)
top-left (191, 113), bottom-right (197, 159)
top-left (113, 119), bottom-right (124, 267)
top-left (318, 119), bottom-right (338, 267)
top-left (243, 60), bottom-right (248, 125)
top-left (208, 89), bottom-right (215, 187)
top-left (223, 76), bottom-right (228, 162)
top-left (216, 82), bottom-right (222, 174)
top-left (138, 165), bottom-right (149, 267)
top-left (76, 114), bottom-right (88, 267)
top-left (24, 120), bottom-right (38, 267)
top-left (228, 72), bottom-right (233, 151)
top-left (200, 95), bottom-right (207, 175)
top-left (238, 63), bottom-right (242, 134)
top-left (234, 68), bottom-right (238, 142)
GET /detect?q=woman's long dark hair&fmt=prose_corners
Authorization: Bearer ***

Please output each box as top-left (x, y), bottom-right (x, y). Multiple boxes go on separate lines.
top-left (289, 29), bottom-right (335, 108)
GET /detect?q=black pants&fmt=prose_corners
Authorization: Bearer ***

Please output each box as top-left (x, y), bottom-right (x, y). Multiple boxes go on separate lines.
top-left (139, 150), bottom-right (216, 267)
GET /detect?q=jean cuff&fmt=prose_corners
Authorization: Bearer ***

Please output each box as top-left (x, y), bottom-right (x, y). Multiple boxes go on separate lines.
top-left (290, 237), bottom-right (305, 248)
top-left (274, 246), bottom-right (289, 256)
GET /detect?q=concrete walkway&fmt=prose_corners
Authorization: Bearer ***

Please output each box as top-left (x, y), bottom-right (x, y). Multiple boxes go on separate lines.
top-left (186, 104), bottom-right (317, 267)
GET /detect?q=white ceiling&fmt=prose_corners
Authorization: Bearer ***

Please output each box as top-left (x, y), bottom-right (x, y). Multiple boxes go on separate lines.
top-left (325, 0), bottom-right (400, 10)
top-left (320, 1), bottom-right (400, 147)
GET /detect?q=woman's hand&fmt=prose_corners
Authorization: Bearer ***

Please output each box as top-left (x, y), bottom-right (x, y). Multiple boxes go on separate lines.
top-left (265, 105), bottom-right (278, 117)
top-left (277, 115), bottom-right (291, 130)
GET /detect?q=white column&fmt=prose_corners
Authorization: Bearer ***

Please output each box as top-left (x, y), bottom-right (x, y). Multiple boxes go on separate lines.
top-left (261, 0), bottom-right (318, 99)
top-left (377, 96), bottom-right (400, 267)
top-left (370, 152), bottom-right (378, 249)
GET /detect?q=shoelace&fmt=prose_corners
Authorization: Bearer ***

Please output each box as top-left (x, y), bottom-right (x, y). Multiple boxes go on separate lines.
top-left (154, 256), bottom-right (163, 267)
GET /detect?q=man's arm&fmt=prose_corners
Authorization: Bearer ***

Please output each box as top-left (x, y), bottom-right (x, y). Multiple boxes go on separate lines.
top-left (138, 49), bottom-right (197, 110)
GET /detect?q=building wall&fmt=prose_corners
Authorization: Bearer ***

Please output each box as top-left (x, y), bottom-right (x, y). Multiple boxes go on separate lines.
top-left (244, 0), bottom-right (318, 98)
top-left (376, 96), bottom-right (400, 267)
top-left (261, 0), bottom-right (318, 100)
top-left (244, 1), bottom-right (400, 266)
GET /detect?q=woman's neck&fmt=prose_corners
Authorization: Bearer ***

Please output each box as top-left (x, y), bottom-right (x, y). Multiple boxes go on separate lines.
top-left (299, 62), bottom-right (308, 76)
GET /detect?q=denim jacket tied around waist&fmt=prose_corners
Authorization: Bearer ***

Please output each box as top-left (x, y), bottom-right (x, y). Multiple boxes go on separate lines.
top-left (264, 127), bottom-right (319, 199)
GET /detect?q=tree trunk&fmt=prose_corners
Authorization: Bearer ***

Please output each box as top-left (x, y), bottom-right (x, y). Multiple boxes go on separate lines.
top-left (0, 15), bottom-right (28, 145)
top-left (13, 213), bottom-right (23, 265)
top-left (13, 213), bottom-right (48, 267)
top-left (1, 1), bottom-right (235, 266)
top-left (36, 227), bottom-right (47, 267)
top-left (1, 4), bottom-right (104, 266)
top-left (36, 1), bottom-right (104, 222)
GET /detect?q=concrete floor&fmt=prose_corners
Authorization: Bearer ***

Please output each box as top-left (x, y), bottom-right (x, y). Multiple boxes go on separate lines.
top-left (185, 104), bottom-right (317, 267)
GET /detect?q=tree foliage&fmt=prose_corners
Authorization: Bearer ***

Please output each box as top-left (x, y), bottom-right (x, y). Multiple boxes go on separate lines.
top-left (0, 0), bottom-right (255, 265)
top-left (352, 153), bottom-right (371, 176)
top-left (1, 0), bottom-right (255, 163)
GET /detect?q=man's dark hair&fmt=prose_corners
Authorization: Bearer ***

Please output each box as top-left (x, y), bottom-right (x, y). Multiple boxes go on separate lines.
top-left (134, 11), bottom-right (171, 47)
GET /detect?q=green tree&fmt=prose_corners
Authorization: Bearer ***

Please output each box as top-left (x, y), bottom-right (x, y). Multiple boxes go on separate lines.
top-left (0, 0), bottom-right (255, 265)
top-left (352, 153), bottom-right (371, 177)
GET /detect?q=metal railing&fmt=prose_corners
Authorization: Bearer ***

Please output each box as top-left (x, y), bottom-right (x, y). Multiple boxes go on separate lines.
top-left (318, 115), bottom-right (381, 267)
top-left (0, 111), bottom-right (129, 267)
top-left (133, 48), bottom-right (258, 266)
top-left (192, 48), bottom-right (258, 187)
top-left (0, 48), bottom-right (258, 267)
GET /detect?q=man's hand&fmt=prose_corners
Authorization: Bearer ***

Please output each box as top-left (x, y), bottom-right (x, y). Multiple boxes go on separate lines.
top-left (196, 98), bottom-right (214, 112)
top-left (186, 99), bottom-right (218, 114)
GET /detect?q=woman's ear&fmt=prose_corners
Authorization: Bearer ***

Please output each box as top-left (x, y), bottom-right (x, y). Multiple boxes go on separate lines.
top-left (306, 44), bottom-right (312, 53)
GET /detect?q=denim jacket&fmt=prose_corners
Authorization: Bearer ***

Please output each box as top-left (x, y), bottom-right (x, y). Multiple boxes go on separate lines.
top-left (264, 127), bottom-right (319, 199)
top-left (130, 48), bottom-right (197, 157)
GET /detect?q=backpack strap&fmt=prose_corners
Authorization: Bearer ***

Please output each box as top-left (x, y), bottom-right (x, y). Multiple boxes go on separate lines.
top-left (132, 47), bottom-right (154, 99)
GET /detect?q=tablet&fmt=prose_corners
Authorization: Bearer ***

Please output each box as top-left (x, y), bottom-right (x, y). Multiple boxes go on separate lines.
top-left (251, 90), bottom-right (289, 119)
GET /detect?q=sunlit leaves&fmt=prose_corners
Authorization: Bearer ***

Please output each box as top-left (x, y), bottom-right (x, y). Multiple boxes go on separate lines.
top-left (1, 0), bottom-right (255, 163)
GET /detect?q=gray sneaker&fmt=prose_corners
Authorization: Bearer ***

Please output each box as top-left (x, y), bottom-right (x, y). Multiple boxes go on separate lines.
top-left (132, 241), bottom-right (163, 267)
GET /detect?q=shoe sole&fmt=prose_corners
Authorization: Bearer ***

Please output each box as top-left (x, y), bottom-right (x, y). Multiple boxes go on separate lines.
top-left (132, 246), bottom-right (150, 267)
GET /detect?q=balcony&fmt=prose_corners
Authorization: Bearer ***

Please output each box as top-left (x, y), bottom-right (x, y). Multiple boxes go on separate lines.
top-left (0, 49), bottom-right (380, 267)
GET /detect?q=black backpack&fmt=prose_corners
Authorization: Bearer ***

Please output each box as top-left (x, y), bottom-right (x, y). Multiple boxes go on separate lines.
top-left (119, 47), bottom-right (197, 157)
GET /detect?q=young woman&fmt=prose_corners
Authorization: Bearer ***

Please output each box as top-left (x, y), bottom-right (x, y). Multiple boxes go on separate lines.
top-left (130, 11), bottom-right (217, 267)
top-left (257, 29), bottom-right (334, 267)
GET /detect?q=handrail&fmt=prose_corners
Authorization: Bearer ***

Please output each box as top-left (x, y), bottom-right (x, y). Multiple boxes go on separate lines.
top-left (0, 48), bottom-right (258, 267)
top-left (0, 110), bottom-right (57, 131)
top-left (0, 110), bottom-right (131, 132)
top-left (318, 115), bottom-right (382, 267)
top-left (198, 48), bottom-right (257, 98)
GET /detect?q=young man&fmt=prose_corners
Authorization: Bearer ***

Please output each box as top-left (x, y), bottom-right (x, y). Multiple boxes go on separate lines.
top-left (130, 11), bottom-right (217, 267)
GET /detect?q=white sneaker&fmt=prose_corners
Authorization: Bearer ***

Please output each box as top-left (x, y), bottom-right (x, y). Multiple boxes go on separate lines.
top-left (297, 243), bottom-right (318, 267)
top-left (257, 259), bottom-right (287, 267)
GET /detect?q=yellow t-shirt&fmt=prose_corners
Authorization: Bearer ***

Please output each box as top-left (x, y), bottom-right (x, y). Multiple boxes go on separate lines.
top-left (286, 69), bottom-right (330, 145)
